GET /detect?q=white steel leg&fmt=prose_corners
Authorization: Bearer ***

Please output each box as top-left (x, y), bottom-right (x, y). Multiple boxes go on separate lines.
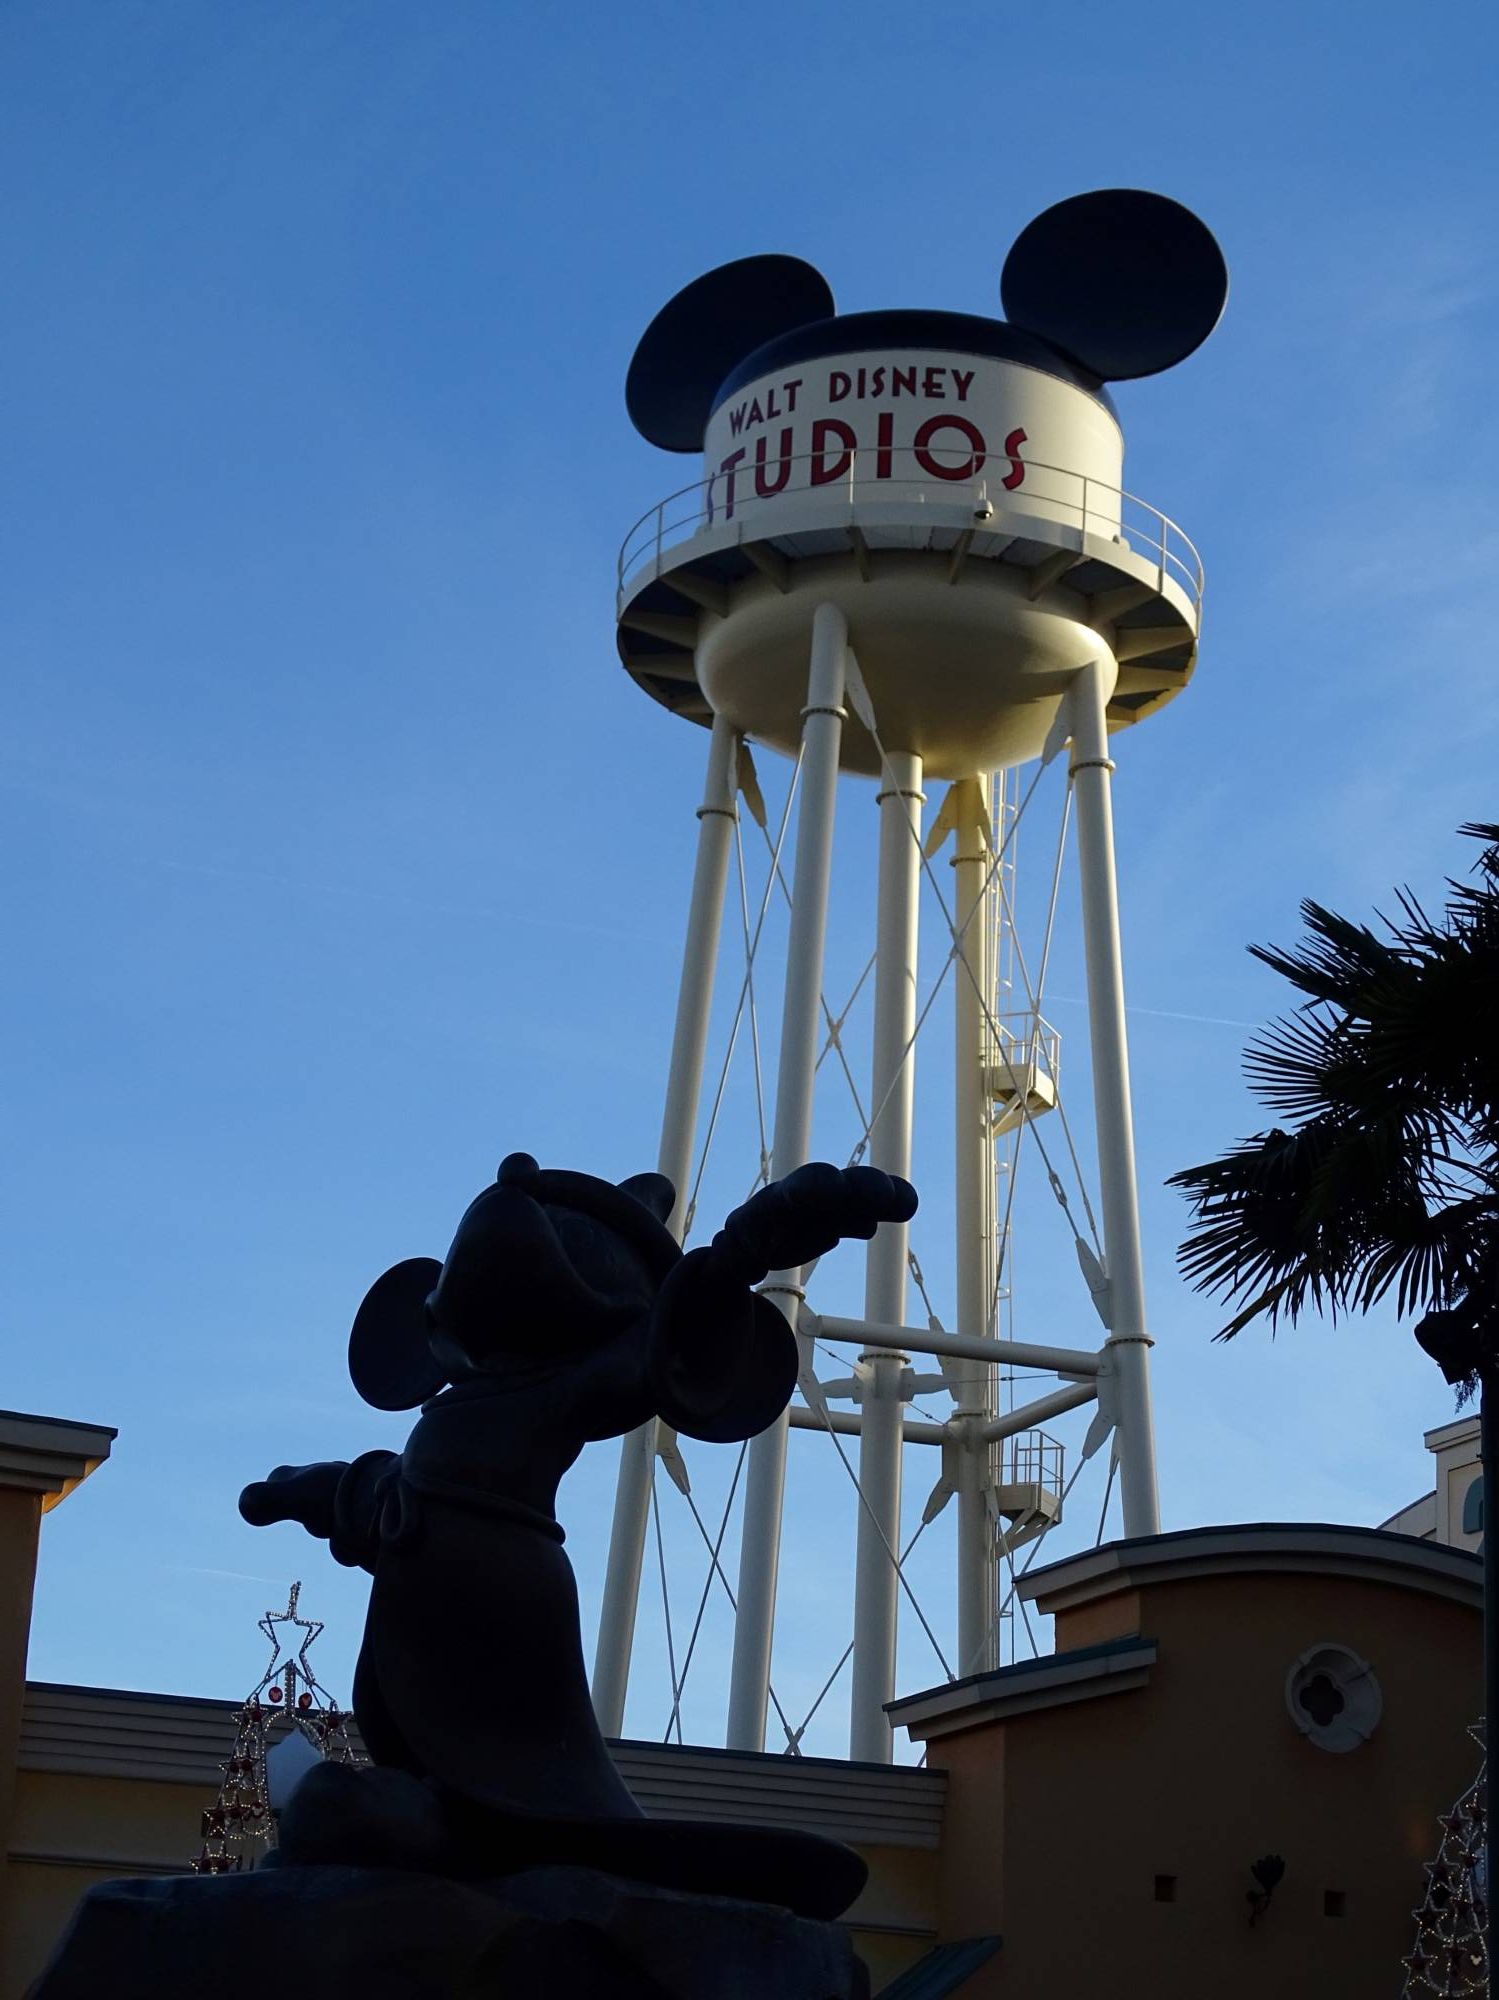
top-left (592, 712), bottom-right (739, 1736)
top-left (850, 751), bottom-right (923, 1762)
top-left (1067, 657), bottom-right (1161, 1539)
top-left (726, 603), bottom-right (848, 1753)
top-left (952, 775), bottom-right (998, 1675)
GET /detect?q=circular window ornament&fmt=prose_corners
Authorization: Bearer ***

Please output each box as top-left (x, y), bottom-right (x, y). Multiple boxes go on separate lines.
top-left (1285, 1644), bottom-right (1382, 1753)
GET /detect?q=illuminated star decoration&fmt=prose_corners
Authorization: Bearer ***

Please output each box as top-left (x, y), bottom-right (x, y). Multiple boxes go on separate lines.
top-left (1403, 1717), bottom-right (1487, 1996)
top-left (256, 1581), bottom-right (325, 1709)
top-left (192, 1582), bottom-right (358, 1875)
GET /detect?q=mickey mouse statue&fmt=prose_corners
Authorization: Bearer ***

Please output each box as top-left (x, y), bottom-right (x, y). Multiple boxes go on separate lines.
top-left (37, 1155), bottom-right (913, 1999)
top-left (216, 1153), bottom-right (915, 1986)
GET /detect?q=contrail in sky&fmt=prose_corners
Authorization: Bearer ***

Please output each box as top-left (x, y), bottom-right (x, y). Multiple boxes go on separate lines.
top-left (1049, 994), bottom-right (1261, 1032)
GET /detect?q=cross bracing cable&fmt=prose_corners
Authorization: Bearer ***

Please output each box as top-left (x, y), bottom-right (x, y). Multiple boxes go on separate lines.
top-left (956, 1450), bottom-right (1090, 1680)
top-left (990, 807), bottom-right (1103, 1253)
top-left (661, 1440), bottom-right (748, 1745)
top-left (731, 812), bottom-right (773, 1193)
top-left (802, 1398), bottom-right (955, 1682)
top-left (1094, 1450), bottom-right (1118, 1548)
top-left (821, 690), bottom-right (1103, 1300)
top-left (785, 1514), bottom-right (938, 1750)
top-left (1002, 1536), bottom-right (1040, 1660)
top-left (681, 744), bottom-right (803, 1240)
top-left (650, 1472), bottom-right (683, 1745)
top-left (814, 951), bottom-right (877, 1076)
top-left (664, 1450), bottom-right (802, 1754)
top-left (752, 816), bottom-right (873, 1140)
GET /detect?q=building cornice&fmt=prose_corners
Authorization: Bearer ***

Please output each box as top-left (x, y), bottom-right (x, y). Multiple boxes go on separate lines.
top-left (1019, 1522), bottom-right (1482, 1618)
top-left (0, 1410), bottom-right (116, 1511)
top-left (1424, 1416), bottom-right (1480, 1450)
top-left (888, 1636), bottom-right (1156, 1743)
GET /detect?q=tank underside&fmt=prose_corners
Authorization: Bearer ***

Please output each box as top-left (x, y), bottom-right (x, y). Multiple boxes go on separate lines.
top-left (617, 498), bottom-right (1199, 781)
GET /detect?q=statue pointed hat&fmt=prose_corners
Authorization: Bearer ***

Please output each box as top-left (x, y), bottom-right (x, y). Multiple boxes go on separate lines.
top-left (347, 1153), bottom-right (680, 1411)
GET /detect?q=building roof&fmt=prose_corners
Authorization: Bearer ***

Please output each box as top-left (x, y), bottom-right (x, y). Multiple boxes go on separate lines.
top-left (1424, 1414), bottom-right (1481, 1450)
top-left (18, 1682), bottom-right (947, 1852)
top-left (887, 1635), bottom-right (1156, 1742)
top-left (1018, 1521), bottom-right (1482, 1617)
top-left (0, 1409), bottom-right (115, 1511)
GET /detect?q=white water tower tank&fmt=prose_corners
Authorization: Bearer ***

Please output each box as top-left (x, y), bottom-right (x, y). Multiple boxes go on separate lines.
top-left (618, 190), bottom-right (1224, 776)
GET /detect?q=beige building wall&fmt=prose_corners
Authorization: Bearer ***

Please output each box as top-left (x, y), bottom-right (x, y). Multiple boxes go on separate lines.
top-left (0, 1411), bottom-right (116, 1997)
top-left (1383, 1416), bottom-right (1483, 1551)
top-left (4, 1682), bottom-right (946, 1997)
top-left (6, 1412), bottom-right (1488, 2000)
top-left (896, 1524), bottom-right (1483, 1999)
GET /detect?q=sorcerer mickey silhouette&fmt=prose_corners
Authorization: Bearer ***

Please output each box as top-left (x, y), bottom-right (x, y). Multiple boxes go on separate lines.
top-left (240, 1151), bottom-right (916, 1918)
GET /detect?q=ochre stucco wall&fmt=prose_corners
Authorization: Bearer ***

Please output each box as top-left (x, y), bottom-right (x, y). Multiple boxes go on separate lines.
top-left (3, 1770), bottom-right (209, 1997)
top-left (931, 1569), bottom-right (1480, 1998)
top-left (844, 1839), bottom-right (943, 1991)
top-left (2, 1767), bottom-right (941, 1999)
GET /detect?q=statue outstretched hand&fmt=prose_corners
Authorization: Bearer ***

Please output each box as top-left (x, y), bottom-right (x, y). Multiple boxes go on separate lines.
top-left (239, 1461), bottom-right (347, 1538)
top-left (643, 1165), bottom-right (917, 1444)
top-left (707, 1163), bottom-right (918, 1288)
top-left (240, 1453), bottom-right (402, 1574)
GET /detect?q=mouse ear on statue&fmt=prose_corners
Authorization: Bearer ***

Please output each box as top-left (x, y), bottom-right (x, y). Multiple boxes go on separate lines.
top-left (1000, 189), bottom-right (1228, 382)
top-left (617, 1171), bottom-right (675, 1226)
top-left (348, 1257), bottom-right (448, 1410)
top-left (625, 253), bottom-right (836, 452)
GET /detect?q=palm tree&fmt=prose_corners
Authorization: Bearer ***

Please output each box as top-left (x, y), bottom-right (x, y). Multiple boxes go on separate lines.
top-left (1169, 821), bottom-right (1499, 1987)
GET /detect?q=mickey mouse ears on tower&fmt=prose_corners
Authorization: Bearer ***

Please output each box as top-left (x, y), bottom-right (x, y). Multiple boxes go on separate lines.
top-left (624, 192), bottom-right (1227, 450)
top-left (626, 254), bottom-right (836, 452)
top-left (999, 189), bottom-right (1228, 382)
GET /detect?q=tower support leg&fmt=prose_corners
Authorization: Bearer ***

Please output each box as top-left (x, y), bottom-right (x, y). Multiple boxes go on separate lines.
top-left (1067, 657), bottom-right (1161, 1539)
top-left (850, 751), bottom-right (923, 1762)
top-left (592, 711), bottom-right (739, 1737)
top-left (952, 776), bottom-right (998, 1675)
top-left (726, 604), bottom-right (848, 1753)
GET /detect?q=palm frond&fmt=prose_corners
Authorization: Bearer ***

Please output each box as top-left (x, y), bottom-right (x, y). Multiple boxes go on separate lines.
top-left (1174, 821), bottom-right (1499, 1347)
top-left (1248, 902), bottom-right (1403, 1008)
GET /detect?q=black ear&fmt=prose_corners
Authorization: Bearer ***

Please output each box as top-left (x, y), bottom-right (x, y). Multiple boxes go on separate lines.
top-left (618, 1171), bottom-right (675, 1226)
top-left (1001, 189), bottom-right (1228, 382)
top-left (348, 1257), bottom-right (447, 1411)
top-left (626, 254), bottom-right (836, 452)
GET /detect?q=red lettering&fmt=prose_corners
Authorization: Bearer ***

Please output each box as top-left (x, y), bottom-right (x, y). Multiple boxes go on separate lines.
top-left (951, 368), bottom-right (974, 402)
top-left (754, 428), bottom-right (794, 498)
top-left (1002, 426), bottom-right (1027, 491)
top-left (810, 418), bottom-right (856, 485)
top-left (922, 366), bottom-right (946, 398)
top-left (892, 366), bottom-right (917, 397)
top-left (718, 447), bottom-right (747, 517)
top-left (728, 402), bottom-right (748, 437)
top-left (829, 371), bottom-right (852, 402)
top-left (876, 411), bottom-right (894, 480)
top-left (746, 397), bottom-right (764, 426)
top-left (913, 415), bottom-right (986, 481)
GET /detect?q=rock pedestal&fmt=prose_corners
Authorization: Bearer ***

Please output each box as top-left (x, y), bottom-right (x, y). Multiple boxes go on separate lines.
top-left (31, 1861), bottom-right (869, 2000)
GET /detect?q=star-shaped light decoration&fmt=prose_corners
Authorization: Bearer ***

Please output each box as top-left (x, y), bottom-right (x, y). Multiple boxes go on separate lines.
top-left (255, 1581), bottom-right (325, 1709)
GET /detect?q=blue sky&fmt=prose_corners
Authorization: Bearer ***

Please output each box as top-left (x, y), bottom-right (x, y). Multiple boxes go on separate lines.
top-left (3, 1), bottom-right (1496, 1755)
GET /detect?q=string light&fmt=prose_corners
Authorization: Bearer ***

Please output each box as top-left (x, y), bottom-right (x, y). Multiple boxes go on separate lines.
top-left (192, 1582), bottom-right (360, 1876)
top-left (1404, 1720), bottom-right (1488, 1997)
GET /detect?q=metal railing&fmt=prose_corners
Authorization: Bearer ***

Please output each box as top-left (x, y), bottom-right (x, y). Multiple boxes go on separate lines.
top-left (618, 443), bottom-right (1203, 615)
top-left (988, 1010), bottom-right (1061, 1088)
top-left (1001, 1428), bottom-right (1064, 1495)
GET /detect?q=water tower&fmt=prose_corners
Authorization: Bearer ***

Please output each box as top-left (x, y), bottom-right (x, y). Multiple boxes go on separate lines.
top-left (591, 191), bottom-right (1227, 1761)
